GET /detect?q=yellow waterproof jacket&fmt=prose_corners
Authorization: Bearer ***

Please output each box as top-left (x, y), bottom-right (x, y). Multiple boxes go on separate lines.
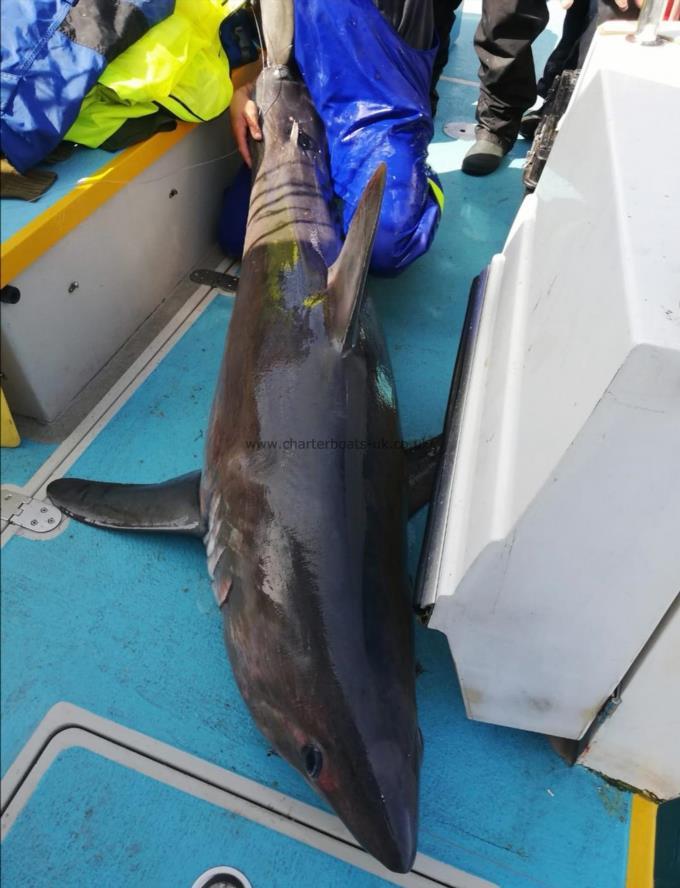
top-left (67, 0), bottom-right (236, 148)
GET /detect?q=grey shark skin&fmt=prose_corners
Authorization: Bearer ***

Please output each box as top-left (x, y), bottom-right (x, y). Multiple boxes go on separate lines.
top-left (202, 61), bottom-right (420, 874)
top-left (47, 45), bottom-right (436, 876)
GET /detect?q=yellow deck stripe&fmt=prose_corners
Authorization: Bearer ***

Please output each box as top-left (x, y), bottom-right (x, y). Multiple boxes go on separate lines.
top-left (626, 795), bottom-right (657, 888)
top-left (1, 123), bottom-right (194, 288)
top-left (0, 59), bottom-right (262, 289)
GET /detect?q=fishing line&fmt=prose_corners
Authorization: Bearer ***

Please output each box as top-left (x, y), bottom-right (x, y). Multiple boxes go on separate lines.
top-left (257, 76), bottom-right (283, 122)
top-left (247, 0), bottom-right (285, 121)
top-left (74, 147), bottom-right (243, 188)
top-left (251, 4), bottom-right (267, 68)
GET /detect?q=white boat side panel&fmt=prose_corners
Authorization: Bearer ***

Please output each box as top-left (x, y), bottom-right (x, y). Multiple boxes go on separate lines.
top-left (428, 29), bottom-right (680, 743)
top-left (1, 116), bottom-right (239, 422)
top-left (431, 344), bottom-right (680, 739)
top-left (578, 598), bottom-right (680, 800)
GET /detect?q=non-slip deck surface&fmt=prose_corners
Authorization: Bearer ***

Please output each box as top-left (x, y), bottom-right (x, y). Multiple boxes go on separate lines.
top-left (2, 748), bottom-right (398, 888)
top-left (2, 6), bottom-right (634, 887)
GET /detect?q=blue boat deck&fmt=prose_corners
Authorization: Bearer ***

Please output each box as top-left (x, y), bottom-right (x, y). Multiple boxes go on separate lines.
top-left (1, 6), bottom-right (637, 887)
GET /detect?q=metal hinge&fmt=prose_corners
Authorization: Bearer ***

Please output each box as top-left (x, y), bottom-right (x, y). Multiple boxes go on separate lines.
top-left (190, 269), bottom-right (239, 293)
top-left (1, 487), bottom-right (63, 535)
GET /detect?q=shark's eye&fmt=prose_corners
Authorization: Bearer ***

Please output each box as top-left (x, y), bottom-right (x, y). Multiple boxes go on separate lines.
top-left (301, 744), bottom-right (323, 778)
top-left (297, 129), bottom-right (314, 151)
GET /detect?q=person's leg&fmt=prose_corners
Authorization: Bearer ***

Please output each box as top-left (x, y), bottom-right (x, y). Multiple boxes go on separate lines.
top-left (475, 0), bottom-right (550, 146)
top-left (373, 0), bottom-right (435, 49)
top-left (521, 0), bottom-right (638, 140)
top-left (295, 0), bottom-right (441, 275)
top-left (576, 0), bottom-right (637, 66)
top-left (518, 0), bottom-right (593, 141)
top-left (537, 0), bottom-right (592, 97)
top-left (218, 163), bottom-right (251, 257)
top-left (463, 0), bottom-right (549, 174)
top-left (430, 0), bottom-right (465, 116)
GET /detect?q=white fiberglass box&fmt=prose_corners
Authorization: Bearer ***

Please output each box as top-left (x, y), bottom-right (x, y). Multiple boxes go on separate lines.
top-left (419, 24), bottom-right (680, 743)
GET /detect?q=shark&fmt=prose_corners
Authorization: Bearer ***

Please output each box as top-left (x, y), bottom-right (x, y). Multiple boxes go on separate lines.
top-left (47, 1), bottom-right (442, 872)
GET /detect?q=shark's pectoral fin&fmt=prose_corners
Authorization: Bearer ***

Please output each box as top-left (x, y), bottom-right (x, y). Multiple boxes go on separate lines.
top-left (406, 435), bottom-right (443, 516)
top-left (47, 470), bottom-right (205, 537)
top-left (327, 163), bottom-right (387, 352)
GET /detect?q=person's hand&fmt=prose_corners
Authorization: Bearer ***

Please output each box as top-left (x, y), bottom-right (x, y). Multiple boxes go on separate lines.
top-left (230, 83), bottom-right (262, 168)
top-left (563, 0), bottom-right (641, 9)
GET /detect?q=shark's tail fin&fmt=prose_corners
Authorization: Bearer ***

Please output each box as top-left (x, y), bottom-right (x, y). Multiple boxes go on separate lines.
top-left (327, 163), bottom-right (387, 351)
top-left (259, 0), bottom-right (294, 67)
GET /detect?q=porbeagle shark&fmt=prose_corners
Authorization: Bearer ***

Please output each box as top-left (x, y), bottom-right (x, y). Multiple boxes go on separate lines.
top-left (48, 0), bottom-right (442, 872)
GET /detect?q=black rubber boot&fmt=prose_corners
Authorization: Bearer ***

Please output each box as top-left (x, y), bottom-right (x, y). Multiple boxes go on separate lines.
top-left (519, 106), bottom-right (544, 141)
top-left (461, 139), bottom-right (505, 176)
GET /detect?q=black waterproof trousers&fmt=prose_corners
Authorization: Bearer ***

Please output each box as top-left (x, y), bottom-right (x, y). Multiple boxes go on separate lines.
top-left (474, 0), bottom-right (550, 149)
top-left (431, 0), bottom-right (465, 114)
top-left (474, 0), bottom-right (638, 149)
top-left (374, 0), bottom-right (465, 115)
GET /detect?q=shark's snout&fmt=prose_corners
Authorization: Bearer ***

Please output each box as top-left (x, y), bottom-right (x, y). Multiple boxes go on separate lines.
top-left (324, 733), bottom-right (421, 874)
top-left (364, 796), bottom-right (419, 874)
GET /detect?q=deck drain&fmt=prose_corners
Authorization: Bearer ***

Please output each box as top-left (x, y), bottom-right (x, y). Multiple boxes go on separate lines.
top-left (442, 121), bottom-right (477, 141)
top-left (191, 867), bottom-right (252, 888)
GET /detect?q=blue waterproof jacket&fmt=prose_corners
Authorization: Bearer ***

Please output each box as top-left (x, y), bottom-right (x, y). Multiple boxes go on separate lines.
top-left (294, 0), bottom-right (442, 276)
top-left (1, 0), bottom-right (174, 172)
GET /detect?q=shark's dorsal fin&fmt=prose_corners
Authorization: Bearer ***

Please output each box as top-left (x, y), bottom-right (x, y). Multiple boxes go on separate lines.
top-left (327, 163), bottom-right (386, 352)
top-left (259, 0), bottom-right (294, 67)
top-left (47, 471), bottom-right (205, 537)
